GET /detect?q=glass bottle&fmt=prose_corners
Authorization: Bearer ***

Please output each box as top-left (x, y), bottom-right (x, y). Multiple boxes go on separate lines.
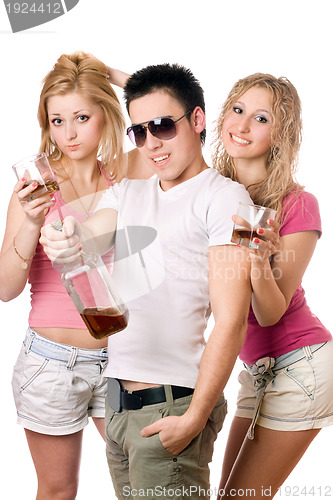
top-left (61, 252), bottom-right (129, 340)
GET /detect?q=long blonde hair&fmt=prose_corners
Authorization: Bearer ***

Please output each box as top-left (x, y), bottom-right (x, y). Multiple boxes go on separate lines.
top-left (38, 51), bottom-right (126, 181)
top-left (212, 73), bottom-right (303, 220)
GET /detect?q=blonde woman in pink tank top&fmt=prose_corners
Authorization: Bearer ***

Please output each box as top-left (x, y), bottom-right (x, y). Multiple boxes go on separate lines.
top-left (0, 52), bottom-right (151, 499)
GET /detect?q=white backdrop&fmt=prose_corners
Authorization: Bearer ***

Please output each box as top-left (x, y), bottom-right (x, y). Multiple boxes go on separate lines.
top-left (0, 1), bottom-right (332, 498)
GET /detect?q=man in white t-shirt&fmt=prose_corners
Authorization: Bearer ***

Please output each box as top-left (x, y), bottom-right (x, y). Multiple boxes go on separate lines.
top-left (41, 63), bottom-right (252, 499)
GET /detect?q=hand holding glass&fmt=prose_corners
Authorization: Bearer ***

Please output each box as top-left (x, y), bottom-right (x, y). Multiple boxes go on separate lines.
top-left (12, 153), bottom-right (59, 202)
top-left (231, 202), bottom-right (277, 249)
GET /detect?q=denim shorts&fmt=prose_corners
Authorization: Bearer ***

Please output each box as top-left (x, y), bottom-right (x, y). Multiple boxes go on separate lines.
top-left (12, 328), bottom-right (108, 435)
top-left (235, 340), bottom-right (333, 435)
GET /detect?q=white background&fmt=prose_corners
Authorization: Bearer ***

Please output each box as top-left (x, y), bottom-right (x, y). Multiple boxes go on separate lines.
top-left (0, 1), bottom-right (332, 498)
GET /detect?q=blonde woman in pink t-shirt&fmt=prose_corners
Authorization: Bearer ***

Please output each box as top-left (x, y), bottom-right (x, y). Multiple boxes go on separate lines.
top-left (212, 74), bottom-right (333, 499)
top-left (0, 52), bottom-right (150, 499)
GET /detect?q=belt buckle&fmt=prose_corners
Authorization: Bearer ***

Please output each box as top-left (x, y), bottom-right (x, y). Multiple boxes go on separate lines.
top-left (108, 378), bottom-right (122, 412)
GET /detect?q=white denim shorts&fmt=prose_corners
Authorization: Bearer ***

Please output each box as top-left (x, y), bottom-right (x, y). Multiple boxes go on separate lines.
top-left (12, 328), bottom-right (108, 435)
top-left (235, 340), bottom-right (333, 433)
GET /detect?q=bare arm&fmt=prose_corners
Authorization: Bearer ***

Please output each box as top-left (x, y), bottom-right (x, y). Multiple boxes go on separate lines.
top-left (0, 180), bottom-right (54, 301)
top-left (86, 53), bottom-right (130, 89)
top-left (250, 230), bottom-right (318, 326)
top-left (106, 66), bottom-right (130, 88)
top-left (176, 245), bottom-right (252, 433)
top-left (141, 244), bottom-right (252, 454)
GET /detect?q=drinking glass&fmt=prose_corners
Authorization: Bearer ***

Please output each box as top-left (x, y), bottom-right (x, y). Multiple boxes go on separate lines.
top-left (12, 153), bottom-right (59, 202)
top-left (231, 202), bottom-right (277, 249)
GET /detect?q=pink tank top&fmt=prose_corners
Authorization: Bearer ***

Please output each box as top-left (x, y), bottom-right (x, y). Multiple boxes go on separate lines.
top-left (239, 191), bottom-right (332, 365)
top-left (28, 167), bottom-right (113, 329)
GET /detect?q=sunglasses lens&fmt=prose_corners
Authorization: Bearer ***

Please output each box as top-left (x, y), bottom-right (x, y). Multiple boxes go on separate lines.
top-left (148, 118), bottom-right (177, 141)
top-left (127, 116), bottom-right (180, 147)
top-left (127, 126), bottom-right (146, 148)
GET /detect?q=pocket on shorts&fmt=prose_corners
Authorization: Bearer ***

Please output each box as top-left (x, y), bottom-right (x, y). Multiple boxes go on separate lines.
top-left (13, 349), bottom-right (50, 393)
top-left (283, 357), bottom-right (315, 400)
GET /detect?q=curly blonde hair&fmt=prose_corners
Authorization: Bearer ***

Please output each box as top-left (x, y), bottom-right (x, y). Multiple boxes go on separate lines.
top-left (38, 51), bottom-right (126, 181)
top-left (212, 73), bottom-right (303, 220)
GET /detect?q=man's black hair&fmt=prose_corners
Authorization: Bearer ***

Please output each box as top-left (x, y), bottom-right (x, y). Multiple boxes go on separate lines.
top-left (124, 63), bottom-right (206, 145)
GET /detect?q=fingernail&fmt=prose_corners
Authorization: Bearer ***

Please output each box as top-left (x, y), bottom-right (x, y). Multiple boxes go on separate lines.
top-left (268, 219), bottom-right (273, 224)
top-left (257, 228), bottom-right (264, 234)
top-left (32, 182), bottom-right (38, 187)
top-left (21, 177), bottom-right (26, 182)
top-left (253, 238), bottom-right (260, 244)
top-left (237, 244), bottom-right (242, 248)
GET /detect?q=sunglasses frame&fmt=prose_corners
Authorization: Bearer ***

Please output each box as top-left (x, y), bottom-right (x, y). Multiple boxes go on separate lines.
top-left (126, 110), bottom-right (192, 147)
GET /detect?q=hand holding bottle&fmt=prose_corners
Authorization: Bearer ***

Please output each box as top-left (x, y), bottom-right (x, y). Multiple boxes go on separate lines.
top-left (40, 216), bottom-right (82, 265)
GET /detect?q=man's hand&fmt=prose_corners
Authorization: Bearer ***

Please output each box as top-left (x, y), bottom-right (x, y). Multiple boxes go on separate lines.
top-left (141, 414), bottom-right (202, 456)
top-left (40, 216), bottom-right (82, 264)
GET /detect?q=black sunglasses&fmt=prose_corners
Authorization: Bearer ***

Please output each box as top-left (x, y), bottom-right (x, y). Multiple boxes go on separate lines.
top-left (126, 111), bottom-right (191, 148)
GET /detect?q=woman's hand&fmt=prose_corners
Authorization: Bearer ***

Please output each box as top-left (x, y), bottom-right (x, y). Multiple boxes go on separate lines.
top-left (232, 214), bottom-right (280, 262)
top-left (249, 218), bottom-right (280, 262)
top-left (86, 53), bottom-right (130, 88)
top-left (14, 177), bottom-right (54, 227)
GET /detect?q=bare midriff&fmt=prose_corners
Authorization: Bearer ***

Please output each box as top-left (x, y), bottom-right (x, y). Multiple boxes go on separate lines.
top-left (33, 327), bottom-right (108, 349)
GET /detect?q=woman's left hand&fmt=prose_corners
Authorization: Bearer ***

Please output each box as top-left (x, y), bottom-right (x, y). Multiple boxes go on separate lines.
top-left (249, 218), bottom-right (280, 262)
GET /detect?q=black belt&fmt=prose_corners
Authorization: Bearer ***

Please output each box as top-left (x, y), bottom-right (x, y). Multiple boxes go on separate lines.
top-left (108, 378), bottom-right (194, 411)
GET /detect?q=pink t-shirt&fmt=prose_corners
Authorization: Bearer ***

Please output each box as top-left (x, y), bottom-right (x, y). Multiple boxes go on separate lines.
top-left (28, 167), bottom-right (113, 329)
top-left (239, 190), bottom-right (332, 365)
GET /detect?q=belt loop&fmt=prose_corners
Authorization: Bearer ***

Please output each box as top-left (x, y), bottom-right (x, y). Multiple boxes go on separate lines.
top-left (246, 357), bottom-right (275, 440)
top-left (98, 347), bottom-right (108, 374)
top-left (164, 385), bottom-right (174, 405)
top-left (67, 347), bottom-right (79, 370)
top-left (25, 331), bottom-right (35, 354)
top-left (99, 359), bottom-right (108, 374)
top-left (303, 345), bottom-right (313, 360)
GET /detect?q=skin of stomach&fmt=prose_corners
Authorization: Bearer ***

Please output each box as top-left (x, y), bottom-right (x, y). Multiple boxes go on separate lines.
top-left (34, 327), bottom-right (108, 349)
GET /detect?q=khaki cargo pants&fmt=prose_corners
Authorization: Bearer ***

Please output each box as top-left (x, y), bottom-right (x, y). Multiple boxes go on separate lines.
top-left (105, 386), bottom-right (227, 499)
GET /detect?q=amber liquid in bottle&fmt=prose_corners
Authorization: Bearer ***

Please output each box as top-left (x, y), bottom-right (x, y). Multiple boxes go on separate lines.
top-left (80, 307), bottom-right (129, 339)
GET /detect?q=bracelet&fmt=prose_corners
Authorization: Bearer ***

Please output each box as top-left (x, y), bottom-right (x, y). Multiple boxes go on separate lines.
top-left (13, 236), bottom-right (36, 270)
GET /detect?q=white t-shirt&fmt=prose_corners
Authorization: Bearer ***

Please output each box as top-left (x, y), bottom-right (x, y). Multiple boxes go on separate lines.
top-left (96, 167), bottom-right (251, 387)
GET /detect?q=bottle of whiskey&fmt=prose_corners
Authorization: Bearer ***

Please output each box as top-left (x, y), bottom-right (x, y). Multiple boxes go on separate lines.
top-left (61, 251), bottom-right (129, 340)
